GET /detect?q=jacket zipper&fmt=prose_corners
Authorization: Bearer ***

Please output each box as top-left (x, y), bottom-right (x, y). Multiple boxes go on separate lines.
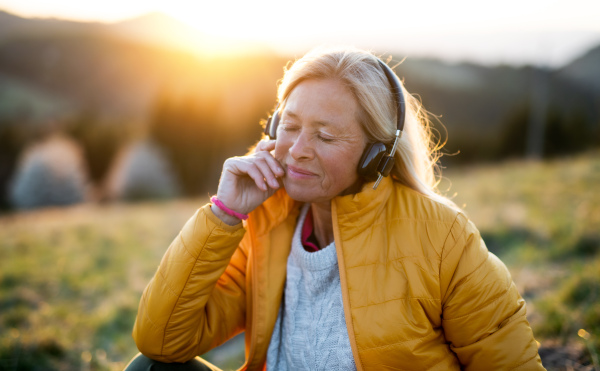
top-left (332, 201), bottom-right (364, 371)
top-left (241, 221), bottom-right (259, 371)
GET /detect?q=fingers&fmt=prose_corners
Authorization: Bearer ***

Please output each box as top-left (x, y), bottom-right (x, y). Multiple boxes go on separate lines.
top-left (255, 139), bottom-right (276, 153)
top-left (245, 151), bottom-right (284, 191)
top-left (224, 151), bottom-right (283, 192)
top-left (243, 164), bottom-right (270, 191)
top-left (217, 145), bottom-right (285, 214)
top-left (253, 156), bottom-right (281, 190)
top-left (256, 150), bottom-right (284, 177)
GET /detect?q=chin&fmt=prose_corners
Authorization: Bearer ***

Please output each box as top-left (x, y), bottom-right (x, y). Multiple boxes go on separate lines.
top-left (284, 187), bottom-right (318, 203)
top-left (283, 181), bottom-right (323, 204)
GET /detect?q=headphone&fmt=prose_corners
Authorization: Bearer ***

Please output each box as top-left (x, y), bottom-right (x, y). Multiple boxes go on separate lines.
top-left (264, 58), bottom-right (405, 190)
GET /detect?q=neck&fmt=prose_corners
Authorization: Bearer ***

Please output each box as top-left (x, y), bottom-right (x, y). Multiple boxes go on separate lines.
top-left (310, 202), bottom-right (334, 248)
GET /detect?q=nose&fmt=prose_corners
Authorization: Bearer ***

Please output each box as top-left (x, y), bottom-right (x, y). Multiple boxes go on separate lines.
top-left (289, 130), bottom-right (314, 161)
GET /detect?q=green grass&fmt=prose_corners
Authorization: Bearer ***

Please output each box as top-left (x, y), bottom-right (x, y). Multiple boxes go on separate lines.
top-left (0, 151), bottom-right (599, 370)
top-left (446, 151), bottom-right (600, 369)
top-left (0, 201), bottom-right (203, 370)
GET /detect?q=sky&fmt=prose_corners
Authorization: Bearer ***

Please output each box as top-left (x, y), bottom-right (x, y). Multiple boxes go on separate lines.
top-left (1, 0), bottom-right (600, 67)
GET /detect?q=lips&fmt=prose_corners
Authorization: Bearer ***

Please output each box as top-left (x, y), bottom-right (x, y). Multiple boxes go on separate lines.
top-left (286, 164), bottom-right (318, 179)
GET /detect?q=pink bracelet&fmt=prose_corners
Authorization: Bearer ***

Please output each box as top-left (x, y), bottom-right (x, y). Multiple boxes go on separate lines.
top-left (210, 196), bottom-right (249, 220)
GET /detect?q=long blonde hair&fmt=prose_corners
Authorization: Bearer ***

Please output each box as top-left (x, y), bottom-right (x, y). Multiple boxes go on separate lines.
top-left (276, 47), bottom-right (454, 208)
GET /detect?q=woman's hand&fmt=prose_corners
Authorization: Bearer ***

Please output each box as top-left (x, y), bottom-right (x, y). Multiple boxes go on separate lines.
top-left (213, 140), bottom-right (284, 224)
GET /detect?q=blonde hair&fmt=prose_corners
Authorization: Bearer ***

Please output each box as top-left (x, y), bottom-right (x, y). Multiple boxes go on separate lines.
top-left (276, 46), bottom-right (455, 208)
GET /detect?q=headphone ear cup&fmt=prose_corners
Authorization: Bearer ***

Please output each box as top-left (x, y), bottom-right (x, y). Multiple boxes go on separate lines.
top-left (357, 142), bottom-right (388, 181)
top-left (264, 109), bottom-right (280, 139)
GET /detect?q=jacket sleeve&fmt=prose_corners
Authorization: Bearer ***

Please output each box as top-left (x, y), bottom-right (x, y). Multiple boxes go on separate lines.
top-left (440, 213), bottom-right (545, 370)
top-left (132, 203), bottom-right (248, 363)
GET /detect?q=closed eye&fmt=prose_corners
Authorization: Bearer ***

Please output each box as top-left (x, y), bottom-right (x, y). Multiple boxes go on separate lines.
top-left (280, 124), bottom-right (299, 132)
top-left (317, 134), bottom-right (335, 143)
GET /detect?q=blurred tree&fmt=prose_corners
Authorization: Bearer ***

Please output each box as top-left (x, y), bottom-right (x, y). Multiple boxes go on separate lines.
top-left (526, 68), bottom-right (549, 159)
top-left (544, 108), bottom-right (595, 157)
top-left (497, 103), bottom-right (598, 159)
top-left (148, 90), bottom-right (222, 195)
top-left (9, 135), bottom-right (89, 209)
top-left (105, 139), bottom-right (180, 201)
top-left (497, 104), bottom-right (530, 158)
top-left (0, 121), bottom-right (30, 209)
top-left (65, 110), bottom-right (133, 185)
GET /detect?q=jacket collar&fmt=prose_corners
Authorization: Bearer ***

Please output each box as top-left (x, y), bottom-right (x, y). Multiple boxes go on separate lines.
top-left (333, 177), bottom-right (394, 223)
top-left (249, 177), bottom-right (395, 235)
top-left (248, 188), bottom-right (301, 237)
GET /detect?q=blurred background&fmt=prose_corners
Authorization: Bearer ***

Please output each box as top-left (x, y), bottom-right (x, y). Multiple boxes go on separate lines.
top-left (0, 0), bottom-right (598, 370)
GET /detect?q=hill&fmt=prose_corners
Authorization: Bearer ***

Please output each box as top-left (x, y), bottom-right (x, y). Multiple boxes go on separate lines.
top-left (108, 12), bottom-right (264, 55)
top-left (558, 44), bottom-right (600, 94)
top-left (0, 10), bottom-right (281, 122)
top-left (395, 57), bottom-right (599, 162)
top-left (0, 10), bottom-right (105, 42)
top-left (0, 10), bottom-right (597, 139)
top-left (0, 28), bottom-right (285, 122)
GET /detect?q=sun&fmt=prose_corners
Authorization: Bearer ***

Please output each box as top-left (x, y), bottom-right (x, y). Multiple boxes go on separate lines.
top-left (148, 3), bottom-right (283, 55)
top-left (158, 3), bottom-right (276, 40)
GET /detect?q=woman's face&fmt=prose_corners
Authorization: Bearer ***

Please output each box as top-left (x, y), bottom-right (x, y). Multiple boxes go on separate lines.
top-left (274, 78), bottom-right (368, 205)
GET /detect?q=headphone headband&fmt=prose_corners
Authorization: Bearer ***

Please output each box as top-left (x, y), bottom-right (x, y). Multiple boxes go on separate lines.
top-left (376, 59), bottom-right (406, 136)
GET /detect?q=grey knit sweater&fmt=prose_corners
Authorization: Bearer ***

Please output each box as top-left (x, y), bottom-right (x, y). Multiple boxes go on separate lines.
top-left (266, 204), bottom-right (356, 370)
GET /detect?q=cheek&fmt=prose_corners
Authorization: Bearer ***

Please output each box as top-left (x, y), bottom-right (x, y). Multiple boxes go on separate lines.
top-left (323, 149), bottom-right (360, 181)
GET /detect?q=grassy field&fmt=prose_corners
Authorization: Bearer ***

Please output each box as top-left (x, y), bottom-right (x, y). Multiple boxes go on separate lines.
top-left (446, 152), bottom-right (600, 370)
top-left (0, 152), bottom-right (599, 370)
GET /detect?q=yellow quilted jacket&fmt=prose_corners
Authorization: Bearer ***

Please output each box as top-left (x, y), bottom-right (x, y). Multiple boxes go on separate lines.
top-left (133, 177), bottom-right (545, 370)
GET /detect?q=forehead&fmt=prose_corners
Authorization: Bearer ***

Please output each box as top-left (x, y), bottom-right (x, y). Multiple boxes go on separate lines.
top-left (283, 79), bottom-right (361, 129)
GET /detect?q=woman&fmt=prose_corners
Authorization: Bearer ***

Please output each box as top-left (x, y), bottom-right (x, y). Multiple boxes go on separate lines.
top-left (128, 47), bottom-right (545, 370)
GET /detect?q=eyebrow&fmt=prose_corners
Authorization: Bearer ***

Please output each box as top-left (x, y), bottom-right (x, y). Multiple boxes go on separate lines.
top-left (284, 109), bottom-right (332, 127)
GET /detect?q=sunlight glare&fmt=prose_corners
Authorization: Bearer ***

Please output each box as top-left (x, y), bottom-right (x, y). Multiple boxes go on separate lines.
top-left (1, 0), bottom-right (599, 60)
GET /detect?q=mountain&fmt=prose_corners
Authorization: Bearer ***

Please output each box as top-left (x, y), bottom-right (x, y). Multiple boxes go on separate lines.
top-left (107, 12), bottom-right (218, 54)
top-left (0, 10), bottom-right (105, 42)
top-left (0, 10), bottom-right (280, 122)
top-left (107, 12), bottom-right (268, 55)
top-left (558, 44), bottom-right (600, 94)
top-left (0, 10), bottom-right (266, 56)
top-left (0, 34), bottom-right (284, 122)
top-left (396, 57), bottom-right (597, 134)
top-left (0, 9), bottom-right (597, 159)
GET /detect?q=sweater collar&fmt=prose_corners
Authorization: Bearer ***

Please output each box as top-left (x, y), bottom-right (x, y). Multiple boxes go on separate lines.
top-left (291, 203), bottom-right (338, 271)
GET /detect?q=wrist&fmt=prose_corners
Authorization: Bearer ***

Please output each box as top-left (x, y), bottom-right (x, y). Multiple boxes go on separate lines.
top-left (210, 196), bottom-right (248, 225)
top-left (210, 204), bottom-right (242, 226)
